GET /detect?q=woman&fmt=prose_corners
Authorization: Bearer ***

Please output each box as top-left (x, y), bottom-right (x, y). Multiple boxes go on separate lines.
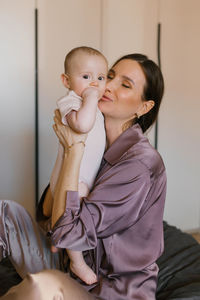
top-left (0, 54), bottom-right (166, 299)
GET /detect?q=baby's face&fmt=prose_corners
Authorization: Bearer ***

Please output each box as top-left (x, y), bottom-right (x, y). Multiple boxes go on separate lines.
top-left (66, 53), bottom-right (108, 99)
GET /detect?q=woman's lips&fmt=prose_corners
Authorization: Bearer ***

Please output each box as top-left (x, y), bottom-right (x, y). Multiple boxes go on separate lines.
top-left (101, 94), bottom-right (113, 102)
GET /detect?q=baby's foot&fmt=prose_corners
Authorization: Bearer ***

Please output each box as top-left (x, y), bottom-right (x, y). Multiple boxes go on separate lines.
top-left (70, 261), bottom-right (97, 285)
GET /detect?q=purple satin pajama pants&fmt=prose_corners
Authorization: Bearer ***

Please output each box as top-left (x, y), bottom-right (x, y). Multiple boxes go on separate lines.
top-left (0, 199), bottom-right (61, 278)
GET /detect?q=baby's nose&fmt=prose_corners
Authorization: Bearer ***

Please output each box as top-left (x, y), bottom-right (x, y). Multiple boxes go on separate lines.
top-left (90, 80), bottom-right (98, 87)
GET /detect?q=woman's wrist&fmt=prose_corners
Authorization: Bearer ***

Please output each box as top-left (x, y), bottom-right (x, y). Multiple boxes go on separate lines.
top-left (64, 140), bottom-right (85, 155)
top-left (68, 141), bottom-right (85, 150)
top-left (53, 142), bottom-right (84, 196)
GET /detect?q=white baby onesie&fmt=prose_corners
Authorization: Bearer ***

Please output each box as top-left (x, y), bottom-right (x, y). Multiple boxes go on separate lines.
top-left (50, 89), bottom-right (106, 194)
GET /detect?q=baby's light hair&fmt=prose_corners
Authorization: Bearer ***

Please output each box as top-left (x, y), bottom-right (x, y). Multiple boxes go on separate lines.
top-left (64, 46), bottom-right (107, 74)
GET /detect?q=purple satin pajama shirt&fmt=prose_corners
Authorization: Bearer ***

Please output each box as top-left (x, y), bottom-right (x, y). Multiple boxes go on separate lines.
top-left (49, 124), bottom-right (167, 300)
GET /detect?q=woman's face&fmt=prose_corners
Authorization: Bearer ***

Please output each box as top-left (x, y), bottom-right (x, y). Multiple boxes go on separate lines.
top-left (98, 59), bottom-right (147, 124)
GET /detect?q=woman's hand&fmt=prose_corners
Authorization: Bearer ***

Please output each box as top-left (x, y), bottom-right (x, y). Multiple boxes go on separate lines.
top-left (53, 110), bottom-right (87, 153)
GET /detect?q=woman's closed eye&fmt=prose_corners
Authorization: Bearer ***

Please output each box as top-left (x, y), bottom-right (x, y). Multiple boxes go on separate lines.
top-left (107, 74), bottom-right (114, 80)
top-left (122, 82), bottom-right (131, 88)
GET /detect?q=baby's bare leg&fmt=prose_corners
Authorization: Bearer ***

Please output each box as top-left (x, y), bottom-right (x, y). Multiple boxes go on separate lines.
top-left (78, 181), bottom-right (90, 198)
top-left (67, 249), bottom-right (97, 285)
top-left (50, 182), bottom-right (89, 254)
top-left (67, 182), bottom-right (97, 285)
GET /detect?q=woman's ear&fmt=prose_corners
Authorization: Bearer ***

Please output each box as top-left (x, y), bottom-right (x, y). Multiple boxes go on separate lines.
top-left (138, 100), bottom-right (155, 118)
top-left (61, 73), bottom-right (70, 89)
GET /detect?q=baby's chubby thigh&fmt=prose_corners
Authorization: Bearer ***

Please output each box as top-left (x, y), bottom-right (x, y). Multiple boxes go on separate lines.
top-left (78, 181), bottom-right (90, 199)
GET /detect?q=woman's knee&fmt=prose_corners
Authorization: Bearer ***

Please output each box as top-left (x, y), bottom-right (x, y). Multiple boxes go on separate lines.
top-left (0, 200), bottom-right (18, 260)
top-left (0, 200), bottom-right (33, 262)
top-left (0, 200), bottom-right (29, 217)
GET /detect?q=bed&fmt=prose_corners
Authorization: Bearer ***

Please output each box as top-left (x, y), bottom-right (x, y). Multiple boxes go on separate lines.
top-left (1, 221), bottom-right (200, 299)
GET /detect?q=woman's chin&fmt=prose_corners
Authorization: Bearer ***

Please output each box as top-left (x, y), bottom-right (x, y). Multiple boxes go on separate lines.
top-left (98, 99), bottom-right (112, 113)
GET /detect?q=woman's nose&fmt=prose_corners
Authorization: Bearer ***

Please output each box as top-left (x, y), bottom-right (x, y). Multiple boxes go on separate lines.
top-left (105, 80), bottom-right (113, 92)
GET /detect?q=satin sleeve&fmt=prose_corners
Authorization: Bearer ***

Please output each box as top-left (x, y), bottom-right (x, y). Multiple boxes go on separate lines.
top-left (49, 159), bottom-right (152, 251)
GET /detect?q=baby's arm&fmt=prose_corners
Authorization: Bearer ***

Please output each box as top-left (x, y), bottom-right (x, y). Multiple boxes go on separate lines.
top-left (67, 87), bottom-right (100, 133)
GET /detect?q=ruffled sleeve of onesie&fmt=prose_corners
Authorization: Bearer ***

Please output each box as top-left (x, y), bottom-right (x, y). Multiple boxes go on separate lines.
top-left (57, 89), bottom-right (82, 125)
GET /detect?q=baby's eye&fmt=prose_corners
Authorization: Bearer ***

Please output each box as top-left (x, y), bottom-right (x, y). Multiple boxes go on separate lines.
top-left (98, 76), bottom-right (105, 81)
top-left (83, 74), bottom-right (90, 79)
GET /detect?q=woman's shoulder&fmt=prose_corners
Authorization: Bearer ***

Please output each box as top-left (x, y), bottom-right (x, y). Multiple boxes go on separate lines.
top-left (104, 124), bottom-right (165, 177)
top-left (127, 135), bottom-right (166, 177)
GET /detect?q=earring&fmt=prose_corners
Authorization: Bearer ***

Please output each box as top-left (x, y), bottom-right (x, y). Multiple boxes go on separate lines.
top-left (136, 113), bottom-right (140, 119)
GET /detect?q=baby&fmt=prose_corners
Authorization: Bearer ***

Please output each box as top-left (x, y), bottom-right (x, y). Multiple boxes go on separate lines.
top-left (50, 46), bottom-right (108, 284)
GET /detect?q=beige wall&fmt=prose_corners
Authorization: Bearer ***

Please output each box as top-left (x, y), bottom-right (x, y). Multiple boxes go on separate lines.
top-left (0, 0), bottom-right (35, 216)
top-left (159, 0), bottom-right (200, 230)
top-left (102, 0), bottom-right (159, 64)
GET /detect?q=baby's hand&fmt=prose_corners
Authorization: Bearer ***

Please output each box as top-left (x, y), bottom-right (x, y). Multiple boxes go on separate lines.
top-left (82, 87), bottom-right (100, 100)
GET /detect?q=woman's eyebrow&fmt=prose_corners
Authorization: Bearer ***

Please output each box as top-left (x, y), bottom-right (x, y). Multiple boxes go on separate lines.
top-left (108, 69), bottom-right (135, 85)
top-left (122, 75), bottom-right (135, 85)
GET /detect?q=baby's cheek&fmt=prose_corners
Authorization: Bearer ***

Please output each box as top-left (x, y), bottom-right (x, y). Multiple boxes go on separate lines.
top-left (99, 86), bottom-right (106, 97)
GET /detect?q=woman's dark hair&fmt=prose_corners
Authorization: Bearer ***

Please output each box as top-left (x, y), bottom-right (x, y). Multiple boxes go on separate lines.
top-left (113, 54), bottom-right (164, 133)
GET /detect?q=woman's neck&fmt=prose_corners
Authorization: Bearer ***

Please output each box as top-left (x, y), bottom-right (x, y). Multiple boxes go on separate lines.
top-left (104, 118), bottom-right (123, 148)
top-left (105, 118), bottom-right (134, 149)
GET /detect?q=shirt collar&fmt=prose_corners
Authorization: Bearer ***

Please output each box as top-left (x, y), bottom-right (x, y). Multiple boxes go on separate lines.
top-left (103, 124), bottom-right (145, 165)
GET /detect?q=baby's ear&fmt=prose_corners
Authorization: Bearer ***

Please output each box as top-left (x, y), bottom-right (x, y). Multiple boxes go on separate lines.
top-left (61, 73), bottom-right (70, 89)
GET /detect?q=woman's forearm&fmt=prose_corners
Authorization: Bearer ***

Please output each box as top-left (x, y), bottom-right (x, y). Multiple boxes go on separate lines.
top-left (43, 186), bottom-right (53, 217)
top-left (51, 142), bottom-right (84, 228)
top-left (43, 143), bottom-right (64, 218)
top-left (50, 143), bottom-right (64, 197)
